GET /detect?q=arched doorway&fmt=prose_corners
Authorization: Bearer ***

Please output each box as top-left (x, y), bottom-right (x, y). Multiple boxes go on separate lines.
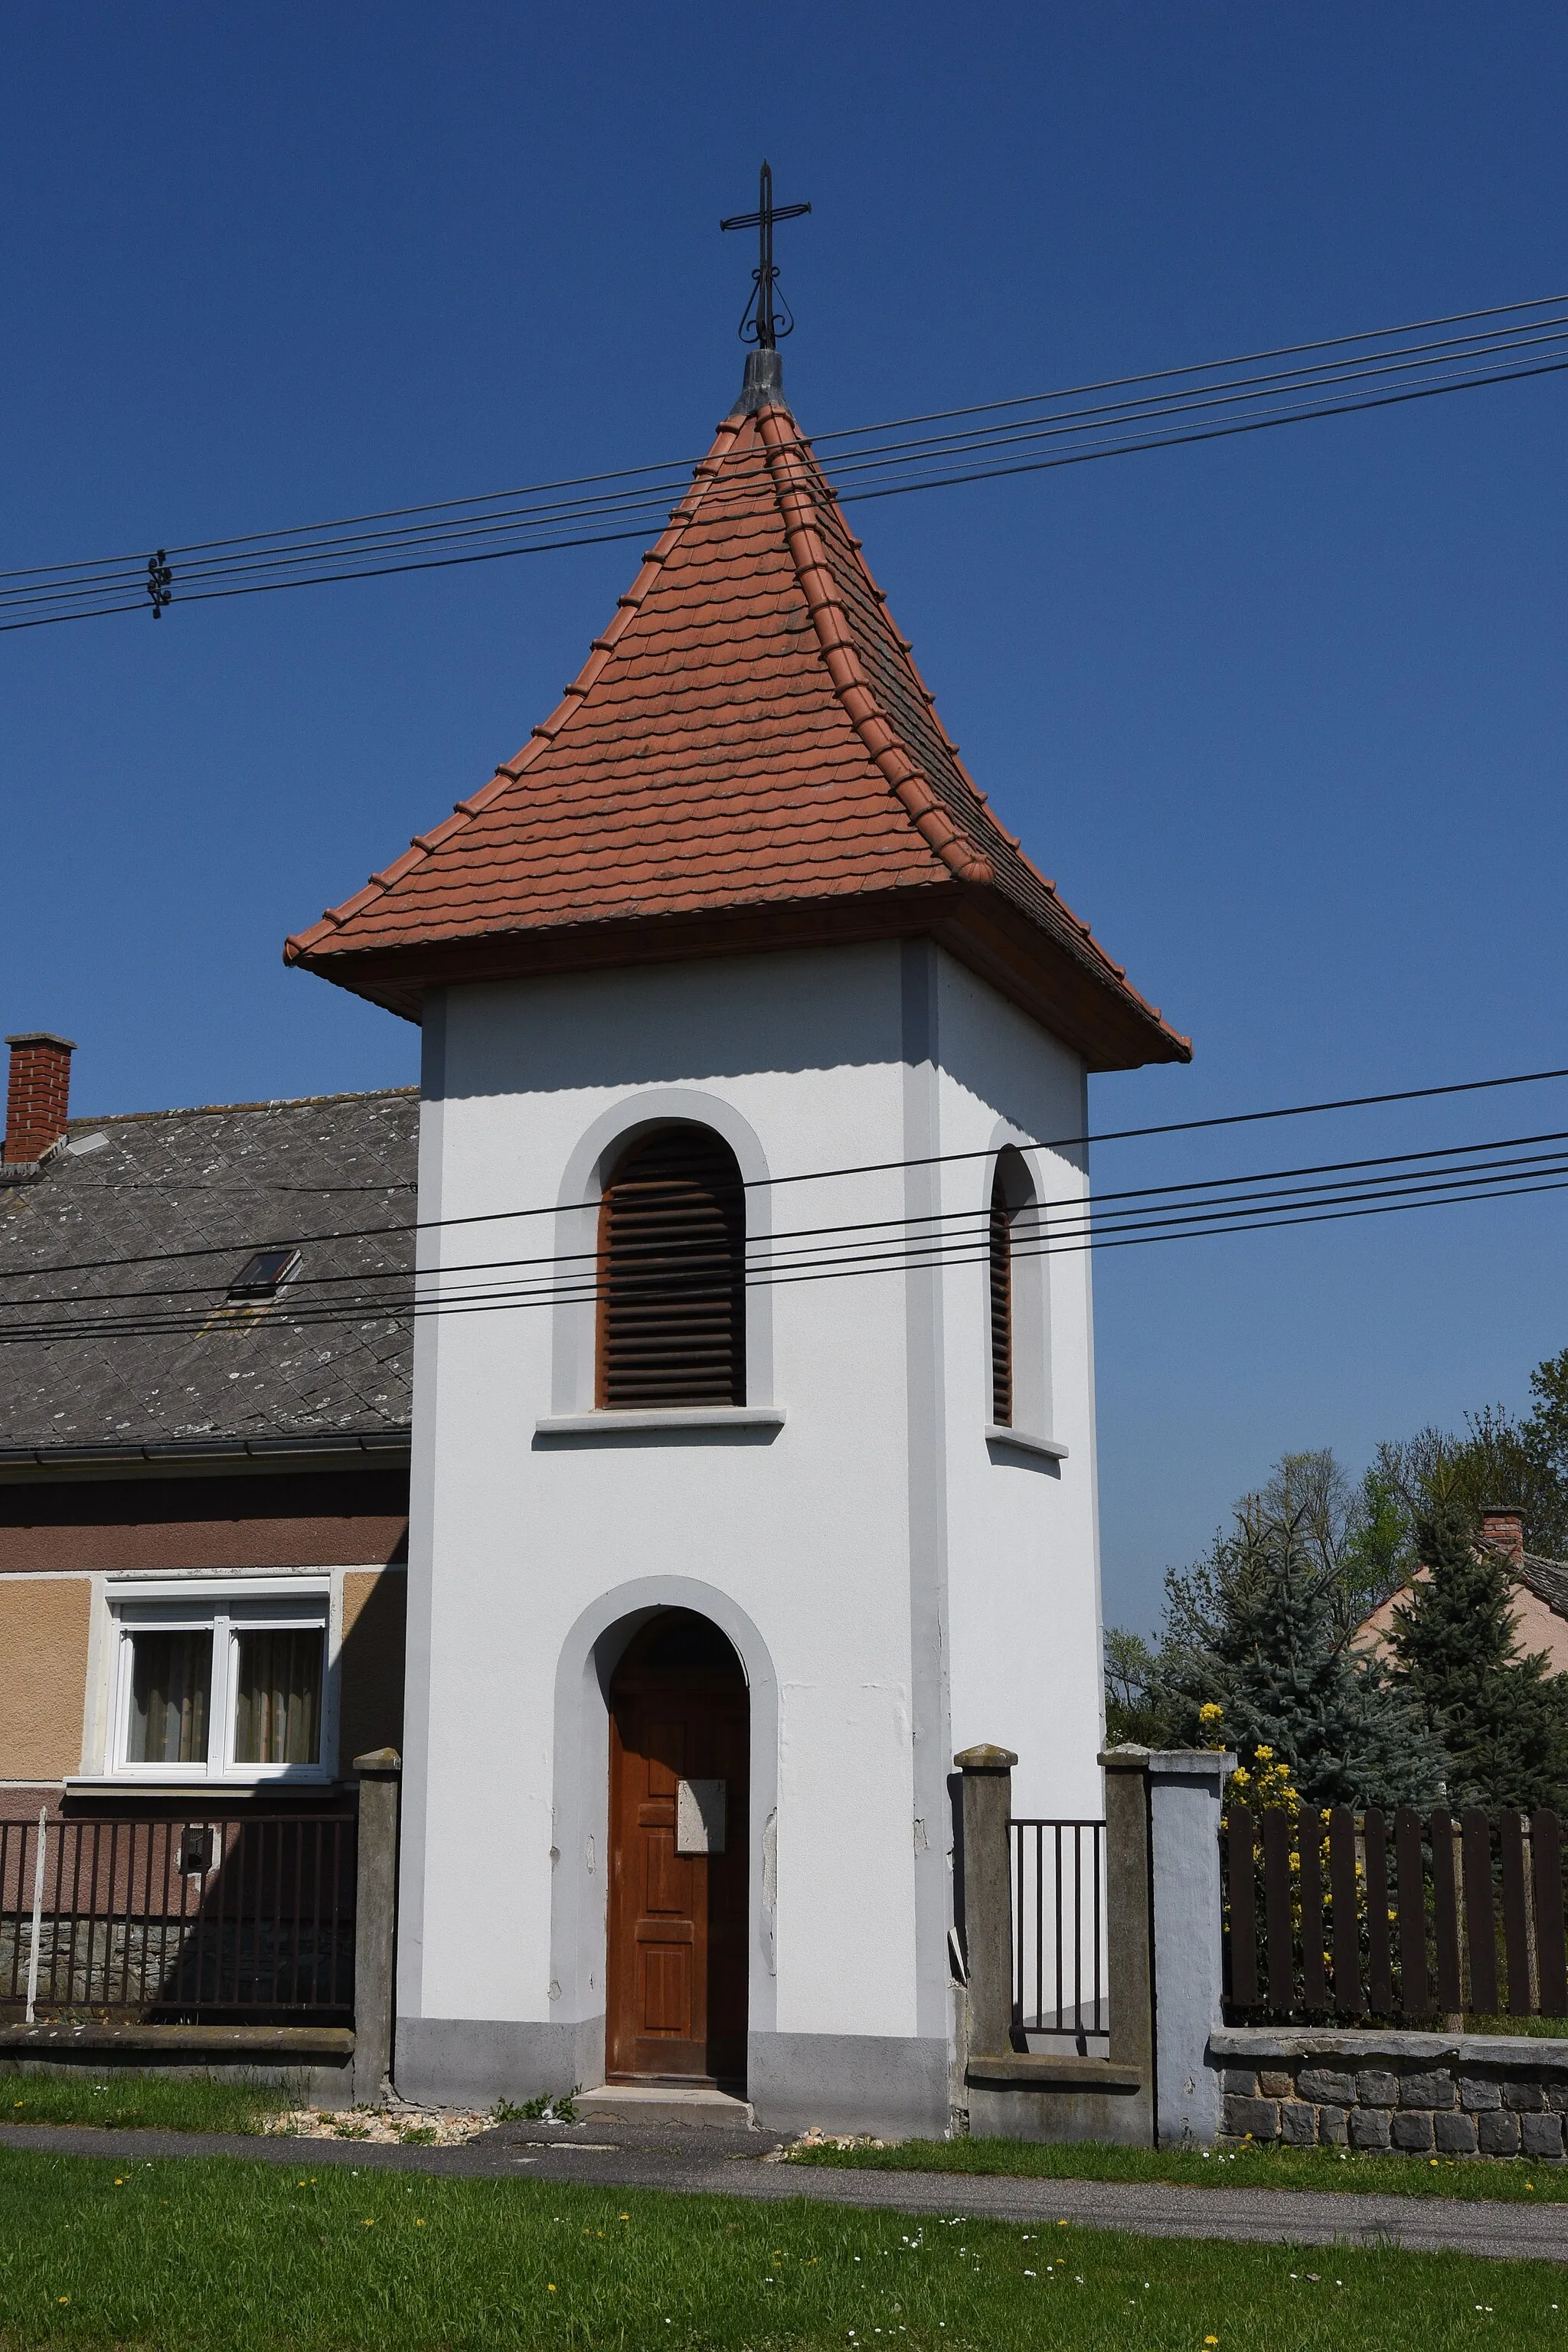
top-left (606, 1609), bottom-right (750, 2086)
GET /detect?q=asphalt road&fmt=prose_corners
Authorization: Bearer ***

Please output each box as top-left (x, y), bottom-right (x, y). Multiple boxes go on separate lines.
top-left (3, 2118), bottom-right (1567, 2264)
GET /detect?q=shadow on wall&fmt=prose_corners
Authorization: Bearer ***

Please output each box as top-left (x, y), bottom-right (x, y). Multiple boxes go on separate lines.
top-left (0, 1472), bottom-right (412, 1575)
top-left (426, 946), bottom-right (1082, 1171)
top-left (338, 1570), bottom-right (407, 1770)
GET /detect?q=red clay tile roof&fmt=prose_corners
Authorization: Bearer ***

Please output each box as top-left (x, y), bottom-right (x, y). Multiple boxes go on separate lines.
top-left (286, 387), bottom-right (1190, 1071)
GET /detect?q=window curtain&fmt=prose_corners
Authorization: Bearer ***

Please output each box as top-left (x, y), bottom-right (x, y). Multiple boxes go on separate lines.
top-left (127, 1631), bottom-right (212, 1765)
top-left (234, 1628), bottom-right (323, 1766)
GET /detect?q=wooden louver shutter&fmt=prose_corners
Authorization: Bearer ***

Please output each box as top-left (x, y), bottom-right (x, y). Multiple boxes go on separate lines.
top-left (598, 1127), bottom-right (746, 1409)
top-left (989, 1170), bottom-right (1012, 1427)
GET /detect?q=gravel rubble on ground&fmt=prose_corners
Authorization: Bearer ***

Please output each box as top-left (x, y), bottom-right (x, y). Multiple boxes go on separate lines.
top-left (262, 2109), bottom-right (891, 2155)
top-left (263, 2106), bottom-right (493, 2147)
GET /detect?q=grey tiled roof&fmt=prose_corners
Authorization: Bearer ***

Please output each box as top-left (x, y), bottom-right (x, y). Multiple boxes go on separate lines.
top-left (0, 1089), bottom-right (416, 1458)
top-left (1519, 1552), bottom-right (1568, 1621)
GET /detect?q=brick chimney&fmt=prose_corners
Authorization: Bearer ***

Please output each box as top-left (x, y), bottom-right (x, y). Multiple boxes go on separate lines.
top-left (4, 1032), bottom-right (76, 1163)
top-left (1480, 1507), bottom-right (1526, 1569)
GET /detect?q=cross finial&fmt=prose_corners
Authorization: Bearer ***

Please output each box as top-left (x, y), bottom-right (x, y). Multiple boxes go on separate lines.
top-left (720, 160), bottom-right (812, 350)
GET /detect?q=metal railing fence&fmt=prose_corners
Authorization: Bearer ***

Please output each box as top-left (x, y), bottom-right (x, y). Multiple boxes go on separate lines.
top-left (1223, 1802), bottom-right (1568, 2024)
top-left (0, 1812), bottom-right (356, 2021)
top-left (1009, 1815), bottom-right (1109, 2043)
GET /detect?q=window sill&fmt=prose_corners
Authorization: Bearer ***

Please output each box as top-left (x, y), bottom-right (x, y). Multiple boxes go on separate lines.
top-left (985, 1425), bottom-right (1069, 1462)
top-left (534, 1406), bottom-right (786, 1442)
top-left (66, 1773), bottom-right (335, 1794)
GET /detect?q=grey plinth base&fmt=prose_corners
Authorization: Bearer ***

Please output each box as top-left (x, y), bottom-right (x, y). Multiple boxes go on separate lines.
top-left (746, 2032), bottom-right (951, 2140)
top-left (394, 2016), bottom-right (606, 2108)
top-left (394, 2020), bottom-right (950, 2138)
top-left (965, 2051), bottom-right (1153, 2147)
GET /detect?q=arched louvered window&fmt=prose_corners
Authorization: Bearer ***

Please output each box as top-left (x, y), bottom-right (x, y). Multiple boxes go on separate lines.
top-left (988, 1166), bottom-right (1014, 1428)
top-left (597, 1125), bottom-right (746, 1409)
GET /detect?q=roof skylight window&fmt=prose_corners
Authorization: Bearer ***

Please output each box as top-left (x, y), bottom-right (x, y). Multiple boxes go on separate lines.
top-left (227, 1247), bottom-right (301, 1299)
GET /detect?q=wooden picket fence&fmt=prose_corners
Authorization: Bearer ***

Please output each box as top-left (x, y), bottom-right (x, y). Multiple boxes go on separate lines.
top-left (1222, 1803), bottom-right (1568, 2023)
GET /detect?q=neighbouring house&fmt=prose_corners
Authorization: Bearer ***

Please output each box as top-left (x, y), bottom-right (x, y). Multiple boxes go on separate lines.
top-left (0, 1033), bottom-right (413, 1823)
top-left (1356, 1507), bottom-right (1568, 1676)
top-left (279, 341), bottom-right (1189, 2134)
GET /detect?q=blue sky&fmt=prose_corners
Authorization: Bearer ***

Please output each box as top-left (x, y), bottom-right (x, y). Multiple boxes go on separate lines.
top-left (2, 5), bottom-right (1565, 1628)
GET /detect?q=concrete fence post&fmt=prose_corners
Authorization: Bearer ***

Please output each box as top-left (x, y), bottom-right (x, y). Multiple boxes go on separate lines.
top-left (954, 1743), bottom-right (1018, 2058)
top-left (1098, 1748), bottom-right (1155, 2092)
top-left (1146, 1748), bottom-right (1234, 2147)
top-left (352, 1747), bottom-right (402, 2105)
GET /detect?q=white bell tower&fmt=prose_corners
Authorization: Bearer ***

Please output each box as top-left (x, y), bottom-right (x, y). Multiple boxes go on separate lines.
top-left (287, 345), bottom-right (1187, 2134)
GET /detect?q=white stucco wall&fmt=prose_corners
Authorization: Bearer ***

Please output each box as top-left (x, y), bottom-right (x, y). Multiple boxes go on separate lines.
top-left (933, 955), bottom-right (1106, 1824)
top-left (394, 936), bottom-right (1106, 2096)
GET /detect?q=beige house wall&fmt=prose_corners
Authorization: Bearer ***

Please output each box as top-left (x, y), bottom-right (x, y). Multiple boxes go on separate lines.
top-left (0, 1576), bottom-right (90, 1781)
top-left (1357, 1572), bottom-right (1568, 1676)
top-left (338, 1567), bottom-right (407, 1772)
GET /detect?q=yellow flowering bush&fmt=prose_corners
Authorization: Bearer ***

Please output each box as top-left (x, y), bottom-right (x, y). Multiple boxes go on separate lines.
top-left (1207, 1704), bottom-right (1344, 2000)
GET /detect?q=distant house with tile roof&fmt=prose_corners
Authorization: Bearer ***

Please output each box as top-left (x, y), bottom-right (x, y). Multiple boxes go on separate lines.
top-left (1356, 1508), bottom-right (1568, 1677)
top-left (0, 1043), bottom-right (412, 1821)
top-left (281, 339), bottom-right (1189, 2135)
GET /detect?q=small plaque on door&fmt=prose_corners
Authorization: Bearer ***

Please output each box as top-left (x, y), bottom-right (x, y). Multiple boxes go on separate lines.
top-left (675, 1778), bottom-right (727, 1855)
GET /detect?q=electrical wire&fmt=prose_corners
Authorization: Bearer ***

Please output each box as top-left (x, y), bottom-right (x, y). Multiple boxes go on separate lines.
top-left (8, 1125), bottom-right (1568, 1319)
top-left (5, 1134), bottom-right (1565, 1347)
top-left (11, 286), bottom-right (1550, 580)
top-left (3, 293), bottom-right (1565, 632)
top-left (4, 1062), bottom-right (1566, 1292)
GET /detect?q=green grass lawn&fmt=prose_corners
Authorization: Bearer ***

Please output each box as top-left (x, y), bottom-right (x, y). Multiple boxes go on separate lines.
top-left (787, 2133), bottom-right (1568, 2202)
top-left (0, 2074), bottom-right (290, 2135)
top-left (0, 2148), bottom-right (1561, 2350)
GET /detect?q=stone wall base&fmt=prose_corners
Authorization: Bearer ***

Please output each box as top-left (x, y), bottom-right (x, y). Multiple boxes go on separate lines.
top-left (966, 2080), bottom-right (1152, 2145)
top-left (0, 2021), bottom-right (354, 2106)
top-left (1212, 2027), bottom-right (1568, 2159)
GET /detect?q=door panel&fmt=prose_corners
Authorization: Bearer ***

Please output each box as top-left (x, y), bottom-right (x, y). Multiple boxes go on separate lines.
top-left (639, 1942), bottom-right (693, 2037)
top-left (643, 1828), bottom-right (684, 1915)
top-left (606, 1620), bottom-right (750, 2084)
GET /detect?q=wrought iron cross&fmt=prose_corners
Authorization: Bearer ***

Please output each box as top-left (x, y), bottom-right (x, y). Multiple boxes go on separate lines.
top-left (720, 160), bottom-right (811, 349)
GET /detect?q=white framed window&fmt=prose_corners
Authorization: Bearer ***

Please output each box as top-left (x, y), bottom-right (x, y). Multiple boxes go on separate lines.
top-left (108, 1587), bottom-right (332, 1785)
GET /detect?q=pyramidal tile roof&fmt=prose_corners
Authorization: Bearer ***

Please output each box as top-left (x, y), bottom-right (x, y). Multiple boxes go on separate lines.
top-left (286, 371), bottom-right (1189, 1071)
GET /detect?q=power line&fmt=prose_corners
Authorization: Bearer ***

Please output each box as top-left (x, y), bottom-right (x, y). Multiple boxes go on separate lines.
top-left (2, 1161), bottom-right (1561, 1347)
top-left (4, 1062), bottom-right (1566, 1292)
top-left (3, 294), bottom-right (1565, 633)
top-left (7, 291), bottom-right (1553, 579)
top-left (10, 1125), bottom-right (1568, 1320)
top-left (5, 1132), bottom-right (1566, 1347)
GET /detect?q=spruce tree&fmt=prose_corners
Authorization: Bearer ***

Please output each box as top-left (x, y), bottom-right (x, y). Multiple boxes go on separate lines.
top-left (1390, 1500), bottom-right (1568, 1811)
top-left (1155, 1504), bottom-right (1449, 1809)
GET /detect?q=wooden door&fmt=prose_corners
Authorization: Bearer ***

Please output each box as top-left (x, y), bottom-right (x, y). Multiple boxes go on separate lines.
top-left (606, 1613), bottom-right (749, 2085)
